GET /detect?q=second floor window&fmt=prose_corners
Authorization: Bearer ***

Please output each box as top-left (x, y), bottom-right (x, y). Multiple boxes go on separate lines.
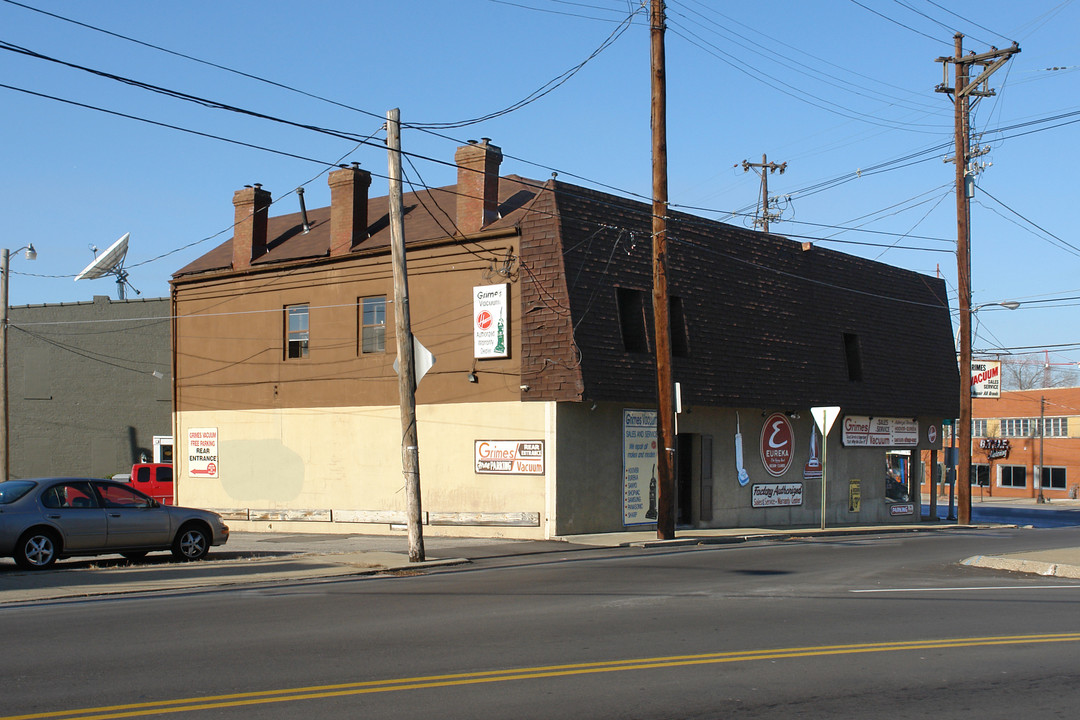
top-left (361, 296), bottom-right (386, 353)
top-left (286, 304), bottom-right (309, 359)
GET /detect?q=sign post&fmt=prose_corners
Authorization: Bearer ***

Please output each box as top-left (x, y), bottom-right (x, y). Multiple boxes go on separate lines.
top-left (811, 407), bottom-right (841, 530)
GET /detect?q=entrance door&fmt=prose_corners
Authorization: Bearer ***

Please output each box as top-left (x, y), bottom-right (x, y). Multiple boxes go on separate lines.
top-left (676, 434), bottom-right (694, 526)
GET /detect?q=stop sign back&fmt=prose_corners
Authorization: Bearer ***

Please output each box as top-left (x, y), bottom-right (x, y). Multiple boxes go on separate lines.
top-left (760, 413), bottom-right (794, 477)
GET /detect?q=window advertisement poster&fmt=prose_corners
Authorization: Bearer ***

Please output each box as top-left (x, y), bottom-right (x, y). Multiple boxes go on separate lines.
top-left (623, 409), bottom-right (658, 525)
top-left (842, 416), bottom-right (919, 447)
top-left (971, 360), bottom-right (1002, 398)
top-left (187, 427), bottom-right (218, 478)
top-left (474, 440), bottom-right (545, 475)
top-left (473, 284), bottom-right (509, 359)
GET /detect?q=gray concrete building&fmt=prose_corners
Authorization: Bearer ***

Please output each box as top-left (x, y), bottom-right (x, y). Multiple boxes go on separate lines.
top-left (8, 295), bottom-right (172, 479)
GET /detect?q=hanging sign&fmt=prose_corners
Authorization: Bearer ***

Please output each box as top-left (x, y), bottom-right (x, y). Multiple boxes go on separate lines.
top-left (474, 284), bottom-right (509, 358)
top-left (971, 360), bottom-right (1002, 398)
top-left (760, 413), bottom-right (795, 477)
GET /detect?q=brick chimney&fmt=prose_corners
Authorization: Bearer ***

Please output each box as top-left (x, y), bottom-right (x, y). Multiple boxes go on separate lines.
top-left (455, 138), bottom-right (503, 234)
top-left (232, 184), bottom-right (272, 270)
top-left (328, 163), bottom-right (372, 257)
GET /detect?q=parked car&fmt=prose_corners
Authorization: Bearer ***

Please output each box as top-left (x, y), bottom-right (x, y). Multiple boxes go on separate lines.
top-left (130, 462), bottom-right (173, 504)
top-left (0, 478), bottom-right (229, 570)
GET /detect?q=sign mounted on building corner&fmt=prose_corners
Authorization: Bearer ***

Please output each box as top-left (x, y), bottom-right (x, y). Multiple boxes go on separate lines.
top-left (474, 284), bottom-right (509, 358)
top-left (971, 360), bottom-right (1001, 398)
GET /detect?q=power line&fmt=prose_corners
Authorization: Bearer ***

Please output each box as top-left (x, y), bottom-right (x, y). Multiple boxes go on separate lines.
top-left (975, 182), bottom-right (1080, 258)
top-left (919, 0), bottom-right (1014, 45)
top-left (0, 0), bottom-right (387, 123)
top-left (847, 0), bottom-right (951, 45)
top-left (408, 3), bottom-right (642, 129)
top-left (668, 0), bottom-right (944, 115)
top-left (667, 19), bottom-right (949, 132)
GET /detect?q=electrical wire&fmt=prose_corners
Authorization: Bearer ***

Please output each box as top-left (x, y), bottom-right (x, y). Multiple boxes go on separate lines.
top-left (847, 0), bottom-right (952, 45)
top-left (668, 0), bottom-right (944, 116)
top-left (974, 182), bottom-right (1080, 258)
top-left (667, 19), bottom-right (950, 133)
top-left (0, 0), bottom-right (387, 123)
top-left (408, 3), bottom-right (642, 129)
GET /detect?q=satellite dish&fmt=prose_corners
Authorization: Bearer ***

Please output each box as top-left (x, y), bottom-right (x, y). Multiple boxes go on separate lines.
top-left (75, 233), bottom-right (139, 299)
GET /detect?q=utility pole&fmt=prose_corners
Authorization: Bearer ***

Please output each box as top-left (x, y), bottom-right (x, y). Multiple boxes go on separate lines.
top-left (936, 34), bottom-right (1019, 525)
top-left (741, 154), bottom-right (787, 233)
top-left (650, 0), bottom-right (675, 540)
top-left (1038, 395), bottom-right (1046, 503)
top-left (386, 108), bottom-right (425, 562)
top-left (0, 249), bottom-right (10, 484)
top-left (0, 244), bottom-right (36, 484)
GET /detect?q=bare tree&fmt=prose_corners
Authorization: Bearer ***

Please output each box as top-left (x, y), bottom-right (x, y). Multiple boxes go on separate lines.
top-left (1001, 356), bottom-right (1078, 391)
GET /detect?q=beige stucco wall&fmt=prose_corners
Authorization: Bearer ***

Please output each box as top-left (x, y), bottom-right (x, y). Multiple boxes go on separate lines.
top-left (175, 400), bottom-right (556, 539)
top-left (552, 402), bottom-right (935, 534)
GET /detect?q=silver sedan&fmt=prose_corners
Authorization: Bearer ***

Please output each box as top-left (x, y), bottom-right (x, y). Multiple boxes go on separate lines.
top-left (0, 478), bottom-right (229, 570)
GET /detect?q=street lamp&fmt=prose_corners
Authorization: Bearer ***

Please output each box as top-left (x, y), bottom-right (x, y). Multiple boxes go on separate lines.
top-left (1, 244), bottom-right (38, 483)
top-left (958, 299), bottom-right (1020, 524)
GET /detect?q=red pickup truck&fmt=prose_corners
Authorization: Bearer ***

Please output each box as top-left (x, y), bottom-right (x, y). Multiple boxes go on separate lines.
top-left (130, 463), bottom-right (174, 505)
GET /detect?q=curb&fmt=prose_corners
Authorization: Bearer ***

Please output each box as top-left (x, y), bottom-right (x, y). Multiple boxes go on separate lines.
top-left (961, 555), bottom-right (1080, 579)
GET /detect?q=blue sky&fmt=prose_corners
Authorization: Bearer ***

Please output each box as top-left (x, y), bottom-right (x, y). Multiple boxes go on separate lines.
top-left (2, 0), bottom-right (1078, 369)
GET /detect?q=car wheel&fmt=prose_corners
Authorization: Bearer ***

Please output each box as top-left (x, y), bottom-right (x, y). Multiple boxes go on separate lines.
top-left (14, 529), bottom-right (60, 570)
top-left (121, 551), bottom-right (149, 561)
top-left (171, 524), bottom-right (210, 561)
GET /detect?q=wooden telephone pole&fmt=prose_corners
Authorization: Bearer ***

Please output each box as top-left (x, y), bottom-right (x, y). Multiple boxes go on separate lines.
top-left (936, 34), bottom-right (1019, 525)
top-left (386, 108), bottom-right (425, 562)
top-left (650, 0), bottom-right (676, 540)
top-left (741, 154), bottom-right (787, 233)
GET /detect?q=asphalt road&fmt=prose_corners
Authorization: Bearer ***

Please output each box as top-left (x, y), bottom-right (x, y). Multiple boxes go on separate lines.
top-left (3, 527), bottom-right (1080, 719)
top-left (924, 501), bottom-right (1080, 527)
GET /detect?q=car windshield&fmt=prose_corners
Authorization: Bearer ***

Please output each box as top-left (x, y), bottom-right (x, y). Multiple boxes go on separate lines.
top-left (0, 480), bottom-right (36, 505)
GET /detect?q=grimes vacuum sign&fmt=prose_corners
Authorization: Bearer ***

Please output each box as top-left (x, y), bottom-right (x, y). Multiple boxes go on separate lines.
top-left (473, 284), bottom-right (508, 359)
top-left (474, 440), bottom-right (544, 475)
top-left (187, 427), bottom-right (218, 478)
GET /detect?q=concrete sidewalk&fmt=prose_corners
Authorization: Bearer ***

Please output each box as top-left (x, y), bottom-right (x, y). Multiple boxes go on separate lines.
top-left (2, 513), bottom-right (1078, 604)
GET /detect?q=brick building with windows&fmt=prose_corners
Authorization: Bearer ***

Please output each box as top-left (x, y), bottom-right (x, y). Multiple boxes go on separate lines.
top-left (169, 140), bottom-right (958, 538)
top-left (946, 387), bottom-right (1080, 500)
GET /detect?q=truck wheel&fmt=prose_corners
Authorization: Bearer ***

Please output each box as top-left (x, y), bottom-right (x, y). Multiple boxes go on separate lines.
top-left (171, 524), bottom-right (210, 561)
top-left (15, 529), bottom-right (60, 570)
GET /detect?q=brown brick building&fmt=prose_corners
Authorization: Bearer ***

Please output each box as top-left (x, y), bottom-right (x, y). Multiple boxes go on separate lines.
top-left (923, 386), bottom-right (1080, 501)
top-left (170, 140), bottom-right (959, 538)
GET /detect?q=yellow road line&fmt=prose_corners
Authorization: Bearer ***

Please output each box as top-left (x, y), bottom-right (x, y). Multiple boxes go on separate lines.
top-left (7, 632), bottom-right (1080, 720)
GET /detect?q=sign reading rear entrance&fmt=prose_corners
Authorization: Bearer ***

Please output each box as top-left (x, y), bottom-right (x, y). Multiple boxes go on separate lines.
top-left (474, 440), bottom-right (544, 474)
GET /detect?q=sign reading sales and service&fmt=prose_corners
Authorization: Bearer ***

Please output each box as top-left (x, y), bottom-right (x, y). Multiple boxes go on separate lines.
top-left (473, 284), bottom-right (509, 358)
top-left (971, 360), bottom-right (1002, 398)
top-left (841, 416), bottom-right (919, 447)
top-left (187, 427), bottom-right (218, 478)
top-left (474, 440), bottom-right (544, 475)
top-left (622, 409), bottom-right (658, 526)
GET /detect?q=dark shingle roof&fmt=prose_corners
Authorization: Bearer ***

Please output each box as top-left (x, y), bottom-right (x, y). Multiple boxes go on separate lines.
top-left (548, 181), bottom-right (959, 417)
top-left (174, 175), bottom-right (959, 417)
